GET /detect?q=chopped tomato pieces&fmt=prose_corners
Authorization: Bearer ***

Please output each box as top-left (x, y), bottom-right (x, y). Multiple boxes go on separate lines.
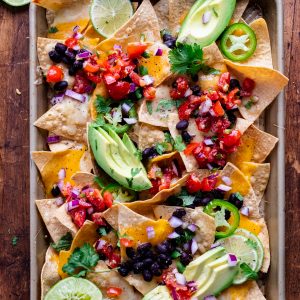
top-left (220, 129), bottom-right (241, 148)
top-left (83, 61), bottom-right (100, 73)
top-left (143, 86), bottom-right (156, 100)
top-left (218, 72), bottom-right (230, 92)
top-left (201, 176), bottom-right (217, 192)
top-left (120, 238), bottom-right (134, 248)
top-left (212, 101), bottom-right (225, 116)
top-left (186, 173), bottom-right (203, 194)
top-left (70, 208), bottom-right (86, 228)
top-left (108, 81), bottom-right (131, 100)
top-left (106, 287), bottom-right (123, 298)
top-left (184, 143), bottom-right (201, 155)
top-left (46, 65), bottom-right (64, 83)
top-left (64, 37), bottom-right (78, 49)
top-left (241, 78), bottom-right (255, 96)
top-left (127, 42), bottom-right (148, 59)
top-left (103, 191), bottom-right (113, 208)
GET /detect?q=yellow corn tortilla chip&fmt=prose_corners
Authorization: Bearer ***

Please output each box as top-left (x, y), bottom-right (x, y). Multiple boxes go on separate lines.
top-left (225, 60), bottom-right (288, 122)
top-left (153, 206), bottom-right (216, 254)
top-left (41, 247), bottom-right (60, 300)
top-left (231, 0), bottom-right (250, 23)
top-left (239, 162), bottom-right (270, 201)
top-left (71, 171), bottom-right (98, 189)
top-left (229, 124), bottom-right (278, 167)
top-left (202, 43), bottom-right (225, 66)
top-left (34, 97), bottom-right (90, 143)
top-left (137, 123), bottom-right (166, 150)
top-left (58, 220), bottom-right (99, 278)
top-left (32, 148), bottom-right (90, 196)
top-left (36, 198), bottom-right (77, 243)
top-left (154, 0), bottom-right (169, 30)
top-left (125, 274), bottom-right (158, 295)
top-left (87, 261), bottom-right (142, 300)
top-left (219, 280), bottom-right (266, 300)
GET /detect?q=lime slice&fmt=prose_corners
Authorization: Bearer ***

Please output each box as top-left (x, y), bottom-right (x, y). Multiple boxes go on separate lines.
top-left (2, 0), bottom-right (30, 6)
top-left (218, 235), bottom-right (259, 285)
top-left (90, 0), bottom-right (133, 38)
top-left (45, 277), bottom-right (103, 300)
top-left (235, 228), bottom-right (264, 271)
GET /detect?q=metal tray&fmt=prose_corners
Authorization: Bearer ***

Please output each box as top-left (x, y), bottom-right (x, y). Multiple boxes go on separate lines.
top-left (29, 1), bottom-right (286, 299)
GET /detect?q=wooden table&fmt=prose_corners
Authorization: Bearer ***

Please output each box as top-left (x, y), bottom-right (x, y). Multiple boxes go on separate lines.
top-left (0, 1), bottom-right (299, 299)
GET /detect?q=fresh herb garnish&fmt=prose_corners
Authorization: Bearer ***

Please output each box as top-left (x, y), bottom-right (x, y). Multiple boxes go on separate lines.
top-left (176, 261), bottom-right (186, 273)
top-left (134, 149), bottom-right (143, 161)
top-left (146, 101), bottom-right (153, 114)
top-left (164, 132), bottom-right (174, 144)
top-left (11, 236), bottom-right (18, 246)
top-left (126, 177), bottom-right (134, 188)
top-left (155, 142), bottom-right (169, 155)
top-left (139, 65), bottom-right (148, 76)
top-left (142, 51), bottom-right (150, 58)
top-left (156, 100), bottom-right (176, 112)
top-left (91, 115), bottom-right (106, 128)
top-left (94, 176), bottom-right (106, 189)
top-left (48, 26), bottom-right (59, 34)
top-left (97, 227), bottom-right (108, 237)
top-left (245, 99), bottom-right (254, 110)
top-left (62, 243), bottom-right (99, 277)
top-left (171, 250), bottom-right (182, 259)
top-left (240, 262), bottom-right (259, 280)
top-left (95, 95), bottom-right (112, 114)
top-left (134, 88), bottom-right (143, 100)
top-left (174, 136), bottom-right (186, 152)
top-left (51, 232), bottom-right (73, 252)
top-left (235, 192), bottom-right (244, 201)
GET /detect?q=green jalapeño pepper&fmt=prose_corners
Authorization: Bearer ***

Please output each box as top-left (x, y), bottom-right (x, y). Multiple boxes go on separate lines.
top-left (220, 23), bottom-right (257, 62)
top-left (204, 199), bottom-right (240, 238)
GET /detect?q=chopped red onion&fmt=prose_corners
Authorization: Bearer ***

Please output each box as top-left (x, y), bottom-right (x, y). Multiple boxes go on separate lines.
top-left (121, 102), bottom-right (133, 115)
top-left (155, 48), bottom-right (163, 56)
top-left (204, 138), bottom-right (214, 146)
top-left (217, 184), bottom-right (232, 192)
top-left (129, 82), bottom-right (137, 93)
top-left (208, 173), bottom-right (218, 180)
top-left (47, 135), bottom-right (60, 144)
top-left (169, 216), bottom-right (183, 228)
top-left (204, 296), bottom-right (217, 300)
top-left (95, 239), bottom-right (107, 251)
top-left (65, 89), bottom-right (86, 102)
top-left (228, 253), bottom-right (238, 266)
top-left (146, 226), bottom-right (155, 239)
top-left (142, 75), bottom-right (154, 86)
top-left (202, 11), bottom-right (212, 24)
top-left (123, 117), bottom-right (137, 125)
top-left (210, 241), bottom-right (221, 249)
top-left (183, 242), bottom-right (190, 251)
top-left (168, 232), bottom-right (180, 239)
top-left (71, 188), bottom-right (80, 198)
top-left (222, 176), bottom-right (232, 186)
top-left (184, 88), bottom-right (193, 97)
top-left (58, 168), bottom-right (66, 180)
top-left (187, 281), bottom-right (198, 293)
top-left (209, 108), bottom-right (216, 117)
top-left (76, 51), bottom-right (92, 60)
top-left (73, 25), bottom-right (80, 33)
top-left (187, 224), bottom-right (197, 232)
top-left (199, 99), bottom-right (212, 115)
top-left (73, 45), bottom-right (80, 51)
top-left (182, 222), bottom-right (189, 229)
top-left (207, 163), bottom-right (214, 170)
top-left (191, 238), bottom-right (198, 255)
top-left (171, 287), bottom-right (179, 300)
top-left (87, 207), bottom-right (94, 215)
top-left (50, 93), bottom-right (65, 105)
top-left (55, 197), bottom-right (64, 206)
top-left (240, 206), bottom-right (250, 216)
top-left (57, 180), bottom-right (64, 191)
top-left (171, 161), bottom-right (179, 176)
top-left (67, 199), bottom-right (80, 212)
top-left (73, 32), bottom-right (83, 40)
top-left (175, 273), bottom-right (186, 285)
top-left (113, 44), bottom-right (122, 51)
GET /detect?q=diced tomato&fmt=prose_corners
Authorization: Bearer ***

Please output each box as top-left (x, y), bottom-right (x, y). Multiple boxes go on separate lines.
top-left (212, 101), bottom-right (225, 116)
top-left (106, 287), bottom-right (123, 298)
top-left (178, 100), bottom-right (192, 120)
top-left (195, 116), bottom-right (212, 132)
top-left (83, 61), bottom-right (100, 73)
top-left (103, 72), bottom-right (117, 85)
top-left (210, 117), bottom-right (231, 134)
top-left (79, 200), bottom-right (92, 208)
top-left (207, 90), bottom-right (219, 101)
top-left (186, 173), bottom-right (203, 194)
top-left (143, 86), bottom-right (156, 100)
top-left (129, 71), bottom-right (145, 87)
top-left (241, 78), bottom-right (255, 97)
top-left (46, 65), bottom-right (64, 83)
top-left (86, 189), bottom-right (106, 212)
top-left (108, 252), bottom-right (121, 268)
top-left (218, 72), bottom-right (230, 92)
top-left (201, 176), bottom-right (217, 192)
top-left (149, 178), bottom-right (161, 195)
top-left (170, 77), bottom-right (189, 99)
top-left (85, 72), bottom-right (102, 84)
top-left (107, 81), bottom-right (131, 100)
top-left (103, 191), bottom-right (113, 208)
top-left (184, 143), bottom-right (201, 155)
top-left (91, 213), bottom-right (107, 226)
top-left (120, 238), bottom-right (134, 248)
top-left (159, 173), bottom-right (172, 191)
top-left (127, 42), bottom-right (148, 59)
top-left (70, 208), bottom-right (86, 228)
top-left (65, 37), bottom-right (78, 49)
top-left (73, 71), bottom-right (92, 94)
top-left (99, 243), bottom-right (114, 258)
top-left (220, 129), bottom-right (241, 148)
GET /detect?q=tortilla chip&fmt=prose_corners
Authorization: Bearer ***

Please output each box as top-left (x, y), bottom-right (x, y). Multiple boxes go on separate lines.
top-left (258, 220), bottom-right (270, 272)
top-left (81, 24), bottom-right (105, 50)
top-left (41, 247), bottom-right (60, 299)
top-left (225, 60), bottom-right (288, 122)
top-left (153, 206), bottom-right (216, 253)
top-left (34, 97), bottom-right (90, 142)
top-left (36, 198), bottom-right (77, 243)
top-left (139, 43), bottom-right (172, 87)
top-left (168, 113), bottom-right (204, 172)
top-left (203, 43), bottom-right (225, 66)
top-left (229, 125), bottom-right (278, 167)
top-left (32, 148), bottom-right (90, 196)
top-left (154, 0), bottom-right (169, 30)
top-left (71, 171), bottom-right (98, 189)
top-left (125, 274), bottom-right (158, 295)
top-left (219, 280), bottom-right (266, 300)
top-left (235, 117), bottom-right (253, 134)
top-left (87, 261), bottom-right (142, 300)
top-left (58, 220), bottom-right (99, 278)
top-left (48, 136), bottom-right (83, 152)
top-left (137, 123), bottom-right (165, 150)
top-left (232, 0), bottom-right (249, 23)
top-left (239, 162), bottom-right (270, 201)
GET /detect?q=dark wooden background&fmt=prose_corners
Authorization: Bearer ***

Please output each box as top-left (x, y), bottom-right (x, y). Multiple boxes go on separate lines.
top-left (0, 1), bottom-right (298, 299)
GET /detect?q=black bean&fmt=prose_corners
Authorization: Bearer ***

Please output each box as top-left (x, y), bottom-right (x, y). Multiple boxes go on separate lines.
top-left (157, 254), bottom-right (168, 266)
top-left (225, 209), bottom-right (231, 220)
top-left (228, 193), bottom-right (244, 209)
top-left (126, 247), bottom-right (135, 259)
top-left (118, 262), bottom-right (131, 277)
top-left (229, 79), bottom-right (241, 90)
top-left (65, 51), bottom-right (76, 64)
top-left (191, 74), bottom-right (199, 82)
top-left (68, 65), bottom-right (77, 76)
top-left (73, 60), bottom-right (83, 71)
top-left (142, 269), bottom-right (153, 282)
top-left (175, 227), bottom-right (185, 235)
top-left (49, 50), bottom-right (62, 63)
top-left (172, 208), bottom-right (187, 219)
top-left (133, 262), bottom-right (144, 274)
top-left (180, 252), bottom-right (192, 266)
top-left (51, 184), bottom-right (61, 197)
top-left (53, 81), bottom-right (68, 92)
top-left (142, 147), bottom-right (155, 160)
top-left (162, 33), bottom-right (174, 42)
top-left (156, 241), bottom-right (171, 254)
top-left (226, 110), bottom-right (237, 125)
top-left (164, 39), bottom-right (176, 49)
top-left (211, 189), bottom-right (226, 199)
top-left (61, 56), bottom-right (71, 65)
top-left (176, 120), bottom-right (189, 131)
top-left (55, 43), bottom-right (67, 55)
top-left (181, 131), bottom-right (193, 143)
top-left (166, 196), bottom-right (183, 206)
top-left (143, 258), bottom-right (154, 267)
top-left (137, 243), bottom-right (152, 255)
top-left (151, 262), bottom-right (162, 276)
top-left (191, 85), bottom-right (202, 96)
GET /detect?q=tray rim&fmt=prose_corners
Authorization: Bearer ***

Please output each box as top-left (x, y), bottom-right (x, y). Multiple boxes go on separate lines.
top-left (29, 1), bottom-right (286, 299)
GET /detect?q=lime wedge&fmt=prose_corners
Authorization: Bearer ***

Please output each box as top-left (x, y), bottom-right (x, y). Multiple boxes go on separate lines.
top-left (2, 0), bottom-right (30, 6)
top-left (45, 277), bottom-right (103, 300)
top-left (90, 0), bottom-right (133, 38)
top-left (218, 234), bottom-right (259, 285)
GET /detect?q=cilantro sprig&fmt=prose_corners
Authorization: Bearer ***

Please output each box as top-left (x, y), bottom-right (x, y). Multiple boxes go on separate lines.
top-left (51, 232), bottom-right (73, 252)
top-left (240, 262), bottom-right (259, 280)
top-left (95, 95), bottom-right (112, 114)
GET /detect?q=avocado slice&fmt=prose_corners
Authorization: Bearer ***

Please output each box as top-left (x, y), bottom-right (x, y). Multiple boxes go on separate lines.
top-left (142, 286), bottom-right (172, 300)
top-left (88, 125), bottom-right (152, 191)
top-left (177, 0), bottom-right (236, 48)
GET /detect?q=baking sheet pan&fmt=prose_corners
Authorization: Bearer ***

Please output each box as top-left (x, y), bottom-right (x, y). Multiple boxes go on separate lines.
top-left (29, 1), bottom-right (286, 299)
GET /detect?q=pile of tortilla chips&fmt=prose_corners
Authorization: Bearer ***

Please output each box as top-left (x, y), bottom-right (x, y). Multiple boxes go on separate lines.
top-left (32, 0), bottom-right (288, 299)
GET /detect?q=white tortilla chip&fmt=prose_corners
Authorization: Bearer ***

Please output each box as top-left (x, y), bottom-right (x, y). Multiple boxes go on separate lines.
top-left (48, 137), bottom-right (83, 152)
top-left (154, 0), bottom-right (169, 30)
top-left (34, 97), bottom-right (90, 143)
top-left (137, 123), bottom-right (166, 150)
top-left (125, 274), bottom-right (158, 295)
top-left (36, 198), bottom-right (77, 243)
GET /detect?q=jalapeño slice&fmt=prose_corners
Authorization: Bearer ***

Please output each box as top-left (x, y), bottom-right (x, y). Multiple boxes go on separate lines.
top-left (220, 23), bottom-right (257, 62)
top-left (204, 199), bottom-right (240, 238)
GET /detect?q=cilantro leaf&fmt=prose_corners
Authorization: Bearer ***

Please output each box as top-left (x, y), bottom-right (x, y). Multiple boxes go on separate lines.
top-left (181, 195), bottom-right (195, 207)
top-left (174, 136), bottom-right (186, 152)
top-left (146, 101), bottom-right (153, 114)
top-left (169, 43), bottom-right (205, 76)
top-left (48, 26), bottom-right (58, 34)
top-left (97, 227), bottom-right (108, 237)
top-left (139, 65), bottom-right (148, 76)
top-left (164, 132), bottom-right (174, 145)
top-left (155, 142), bottom-right (169, 155)
top-left (91, 115), bottom-right (105, 128)
top-left (95, 95), bottom-right (112, 114)
top-left (156, 100), bottom-right (176, 112)
top-left (245, 100), bottom-right (254, 110)
top-left (62, 243), bottom-right (99, 277)
top-left (51, 232), bottom-right (73, 252)
top-left (240, 263), bottom-right (259, 280)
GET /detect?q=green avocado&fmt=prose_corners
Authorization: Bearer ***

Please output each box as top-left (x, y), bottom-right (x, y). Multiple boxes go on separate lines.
top-left (88, 125), bottom-right (152, 191)
top-left (142, 286), bottom-right (172, 300)
top-left (177, 0), bottom-right (236, 48)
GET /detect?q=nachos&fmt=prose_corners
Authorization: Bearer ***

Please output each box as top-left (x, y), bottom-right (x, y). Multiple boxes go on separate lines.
top-left (32, 0), bottom-right (288, 299)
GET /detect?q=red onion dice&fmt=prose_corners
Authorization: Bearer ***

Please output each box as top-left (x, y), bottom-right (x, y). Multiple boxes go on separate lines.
top-left (191, 238), bottom-right (198, 255)
top-left (217, 184), bottom-right (232, 192)
top-left (168, 232), bottom-right (180, 239)
top-left (222, 176), bottom-right (232, 186)
top-left (240, 206), bottom-right (250, 216)
top-left (67, 199), bottom-right (80, 212)
top-left (47, 135), bottom-right (60, 144)
top-left (55, 197), bottom-right (64, 206)
top-left (95, 239), bottom-right (107, 251)
top-left (169, 216), bottom-right (183, 228)
top-left (65, 89), bottom-right (87, 102)
top-left (146, 226), bottom-right (155, 239)
top-left (227, 253), bottom-right (238, 266)
top-left (155, 48), bottom-right (163, 56)
top-left (175, 272), bottom-right (186, 285)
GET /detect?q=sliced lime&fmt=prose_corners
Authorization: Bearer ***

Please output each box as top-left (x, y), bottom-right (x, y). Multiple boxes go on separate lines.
top-left (45, 277), bottom-right (103, 300)
top-left (90, 0), bottom-right (133, 38)
top-left (235, 228), bottom-right (264, 272)
top-left (2, 0), bottom-right (30, 7)
top-left (218, 234), bottom-right (259, 285)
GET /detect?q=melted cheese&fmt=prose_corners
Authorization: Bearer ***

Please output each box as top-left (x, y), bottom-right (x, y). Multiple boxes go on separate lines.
top-left (239, 163), bottom-right (258, 183)
top-left (226, 170), bottom-right (250, 197)
top-left (229, 214), bottom-right (261, 236)
top-left (227, 281), bottom-right (253, 299)
top-left (231, 135), bottom-right (255, 168)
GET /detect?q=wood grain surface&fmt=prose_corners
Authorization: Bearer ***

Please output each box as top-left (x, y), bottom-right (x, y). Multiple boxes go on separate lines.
top-left (0, 1), bottom-right (299, 299)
